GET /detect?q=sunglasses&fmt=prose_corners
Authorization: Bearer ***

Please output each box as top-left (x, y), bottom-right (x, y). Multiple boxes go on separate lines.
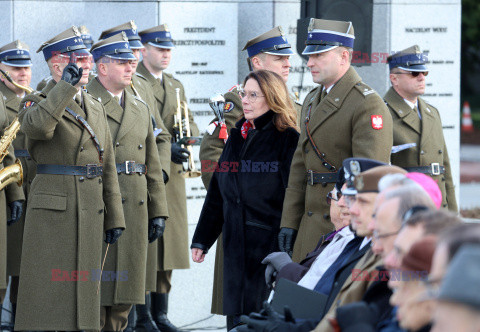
top-left (393, 71), bottom-right (429, 77)
top-left (326, 190), bottom-right (342, 205)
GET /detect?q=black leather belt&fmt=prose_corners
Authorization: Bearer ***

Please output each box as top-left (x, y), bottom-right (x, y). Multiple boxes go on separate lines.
top-left (306, 170), bottom-right (338, 186)
top-left (36, 164), bottom-right (103, 178)
top-left (14, 149), bottom-right (30, 158)
top-left (405, 163), bottom-right (445, 176)
top-left (116, 161), bottom-right (147, 175)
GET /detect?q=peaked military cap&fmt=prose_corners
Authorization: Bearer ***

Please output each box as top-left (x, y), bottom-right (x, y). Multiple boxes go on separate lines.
top-left (79, 25), bottom-right (94, 50)
top-left (387, 45), bottom-right (428, 72)
top-left (37, 26), bottom-right (91, 61)
top-left (242, 26), bottom-right (293, 58)
top-left (90, 32), bottom-right (136, 62)
top-left (139, 24), bottom-right (174, 49)
top-left (437, 244), bottom-right (480, 311)
top-left (303, 18), bottom-right (355, 55)
top-left (0, 40), bottom-right (32, 67)
top-left (342, 158), bottom-right (386, 195)
top-left (354, 165), bottom-right (407, 194)
top-left (99, 20), bottom-right (143, 49)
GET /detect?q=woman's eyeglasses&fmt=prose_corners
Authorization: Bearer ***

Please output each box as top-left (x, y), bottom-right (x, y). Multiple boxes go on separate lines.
top-left (326, 190), bottom-right (342, 205)
top-left (239, 90), bottom-right (265, 103)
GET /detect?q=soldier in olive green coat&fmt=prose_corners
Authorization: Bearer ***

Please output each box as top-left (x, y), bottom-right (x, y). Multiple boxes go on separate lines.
top-left (385, 45), bottom-right (457, 211)
top-left (87, 33), bottom-right (170, 330)
top-left (279, 19), bottom-right (393, 263)
top-left (99, 21), bottom-right (172, 297)
top-left (198, 27), bottom-right (299, 316)
top-left (138, 24), bottom-right (199, 330)
top-left (15, 27), bottom-right (125, 331)
top-left (0, 40), bottom-right (35, 320)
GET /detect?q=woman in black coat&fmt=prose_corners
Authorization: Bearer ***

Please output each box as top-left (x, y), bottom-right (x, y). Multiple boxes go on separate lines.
top-left (191, 70), bottom-right (299, 329)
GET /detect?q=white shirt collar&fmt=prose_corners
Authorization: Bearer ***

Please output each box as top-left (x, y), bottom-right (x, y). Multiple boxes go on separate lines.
top-left (151, 72), bottom-right (163, 82)
top-left (359, 237), bottom-right (371, 250)
top-left (403, 98), bottom-right (418, 110)
top-left (107, 90), bottom-right (123, 103)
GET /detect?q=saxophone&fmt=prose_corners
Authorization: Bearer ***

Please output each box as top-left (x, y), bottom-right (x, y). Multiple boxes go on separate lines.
top-left (0, 69), bottom-right (30, 190)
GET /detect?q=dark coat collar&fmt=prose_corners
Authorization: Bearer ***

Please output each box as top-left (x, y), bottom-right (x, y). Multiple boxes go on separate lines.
top-left (234, 110), bottom-right (276, 131)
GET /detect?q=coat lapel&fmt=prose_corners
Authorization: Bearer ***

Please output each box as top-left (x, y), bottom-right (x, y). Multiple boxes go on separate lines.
top-left (307, 67), bottom-right (362, 137)
top-left (418, 97), bottom-right (436, 148)
top-left (162, 75), bottom-right (175, 119)
top-left (115, 92), bottom-right (139, 143)
top-left (138, 61), bottom-right (165, 108)
top-left (0, 82), bottom-right (20, 113)
top-left (78, 89), bottom-right (101, 148)
top-left (385, 87), bottom-right (421, 134)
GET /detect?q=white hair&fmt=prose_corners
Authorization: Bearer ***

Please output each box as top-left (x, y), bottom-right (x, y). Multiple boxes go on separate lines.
top-left (378, 173), bottom-right (412, 192)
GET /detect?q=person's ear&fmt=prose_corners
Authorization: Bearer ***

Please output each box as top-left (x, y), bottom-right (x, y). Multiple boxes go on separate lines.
top-left (251, 56), bottom-right (262, 70)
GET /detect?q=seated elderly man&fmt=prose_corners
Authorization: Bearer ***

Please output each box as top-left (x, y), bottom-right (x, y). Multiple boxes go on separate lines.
top-left (261, 158), bottom-right (383, 290)
top-left (237, 161), bottom-right (406, 332)
top-left (432, 244), bottom-right (480, 332)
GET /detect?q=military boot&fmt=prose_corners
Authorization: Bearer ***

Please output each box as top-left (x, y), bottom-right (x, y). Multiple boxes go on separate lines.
top-left (136, 294), bottom-right (160, 332)
top-left (124, 305), bottom-right (136, 332)
top-left (151, 293), bottom-right (179, 332)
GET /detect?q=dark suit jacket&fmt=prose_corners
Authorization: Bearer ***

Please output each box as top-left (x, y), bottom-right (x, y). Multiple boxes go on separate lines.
top-left (276, 230), bottom-right (336, 283)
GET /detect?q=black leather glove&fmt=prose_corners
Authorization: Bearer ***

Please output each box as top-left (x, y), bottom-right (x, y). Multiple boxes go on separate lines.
top-left (262, 252), bottom-right (292, 287)
top-left (336, 302), bottom-right (379, 332)
top-left (240, 301), bottom-right (297, 332)
top-left (162, 170), bottom-right (169, 184)
top-left (105, 228), bottom-right (123, 244)
top-left (61, 62), bottom-right (83, 86)
top-left (7, 200), bottom-right (24, 226)
top-left (148, 217), bottom-right (166, 243)
top-left (278, 227), bottom-right (298, 257)
top-left (171, 142), bottom-right (189, 164)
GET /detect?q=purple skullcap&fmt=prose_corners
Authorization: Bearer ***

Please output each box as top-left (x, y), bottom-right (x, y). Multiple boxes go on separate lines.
top-left (406, 172), bottom-right (442, 209)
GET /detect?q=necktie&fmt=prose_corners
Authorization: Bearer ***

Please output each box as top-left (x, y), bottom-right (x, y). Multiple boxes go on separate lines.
top-left (414, 105), bottom-right (422, 119)
top-left (74, 94), bottom-right (82, 106)
top-left (114, 96), bottom-right (120, 105)
top-left (321, 88), bottom-right (327, 100)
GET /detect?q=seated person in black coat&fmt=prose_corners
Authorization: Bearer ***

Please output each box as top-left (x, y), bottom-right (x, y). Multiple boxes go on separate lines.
top-left (190, 70), bottom-right (300, 330)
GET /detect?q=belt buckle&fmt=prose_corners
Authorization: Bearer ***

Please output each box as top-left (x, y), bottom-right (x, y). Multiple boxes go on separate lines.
top-left (431, 163), bottom-right (440, 176)
top-left (86, 164), bottom-right (99, 179)
top-left (307, 170), bottom-right (314, 186)
top-left (125, 161), bottom-right (136, 175)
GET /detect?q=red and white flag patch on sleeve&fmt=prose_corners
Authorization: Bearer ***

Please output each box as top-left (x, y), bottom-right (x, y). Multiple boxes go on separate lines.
top-left (371, 115), bottom-right (383, 130)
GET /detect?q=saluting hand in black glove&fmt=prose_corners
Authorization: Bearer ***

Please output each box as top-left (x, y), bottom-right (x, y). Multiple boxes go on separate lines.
top-left (61, 60), bottom-right (83, 86)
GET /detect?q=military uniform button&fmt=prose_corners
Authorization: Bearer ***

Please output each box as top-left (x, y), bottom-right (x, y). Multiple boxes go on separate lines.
top-left (116, 142), bottom-right (120, 147)
top-left (307, 211), bottom-right (313, 216)
top-left (140, 200), bottom-right (144, 205)
top-left (322, 182), bottom-right (327, 187)
top-left (178, 170), bottom-right (182, 174)
top-left (438, 149), bottom-right (442, 154)
top-left (442, 177), bottom-right (446, 181)
top-left (420, 150), bottom-right (425, 155)
top-left (99, 178), bottom-right (102, 184)
top-left (323, 162), bottom-right (328, 167)
top-left (79, 177), bottom-right (84, 182)
top-left (323, 213), bottom-right (330, 220)
top-left (138, 144), bottom-right (143, 149)
top-left (122, 197), bottom-right (126, 204)
top-left (80, 146), bottom-right (84, 152)
top-left (304, 148), bottom-right (309, 153)
top-left (28, 180), bottom-right (32, 184)
top-left (321, 153), bottom-right (325, 157)
top-left (99, 209), bottom-right (103, 214)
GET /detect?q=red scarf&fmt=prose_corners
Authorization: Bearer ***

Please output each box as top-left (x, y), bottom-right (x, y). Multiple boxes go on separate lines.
top-left (240, 121), bottom-right (253, 139)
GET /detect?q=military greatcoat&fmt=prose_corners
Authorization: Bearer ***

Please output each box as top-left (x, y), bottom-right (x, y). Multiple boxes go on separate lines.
top-left (0, 82), bottom-right (34, 278)
top-left (384, 87), bottom-right (457, 211)
top-left (281, 67), bottom-right (393, 262)
top-left (127, 73), bottom-right (172, 290)
top-left (137, 62), bottom-right (199, 272)
top-left (15, 80), bottom-right (125, 331)
top-left (0, 90), bottom-right (25, 294)
top-left (86, 78), bottom-right (168, 305)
